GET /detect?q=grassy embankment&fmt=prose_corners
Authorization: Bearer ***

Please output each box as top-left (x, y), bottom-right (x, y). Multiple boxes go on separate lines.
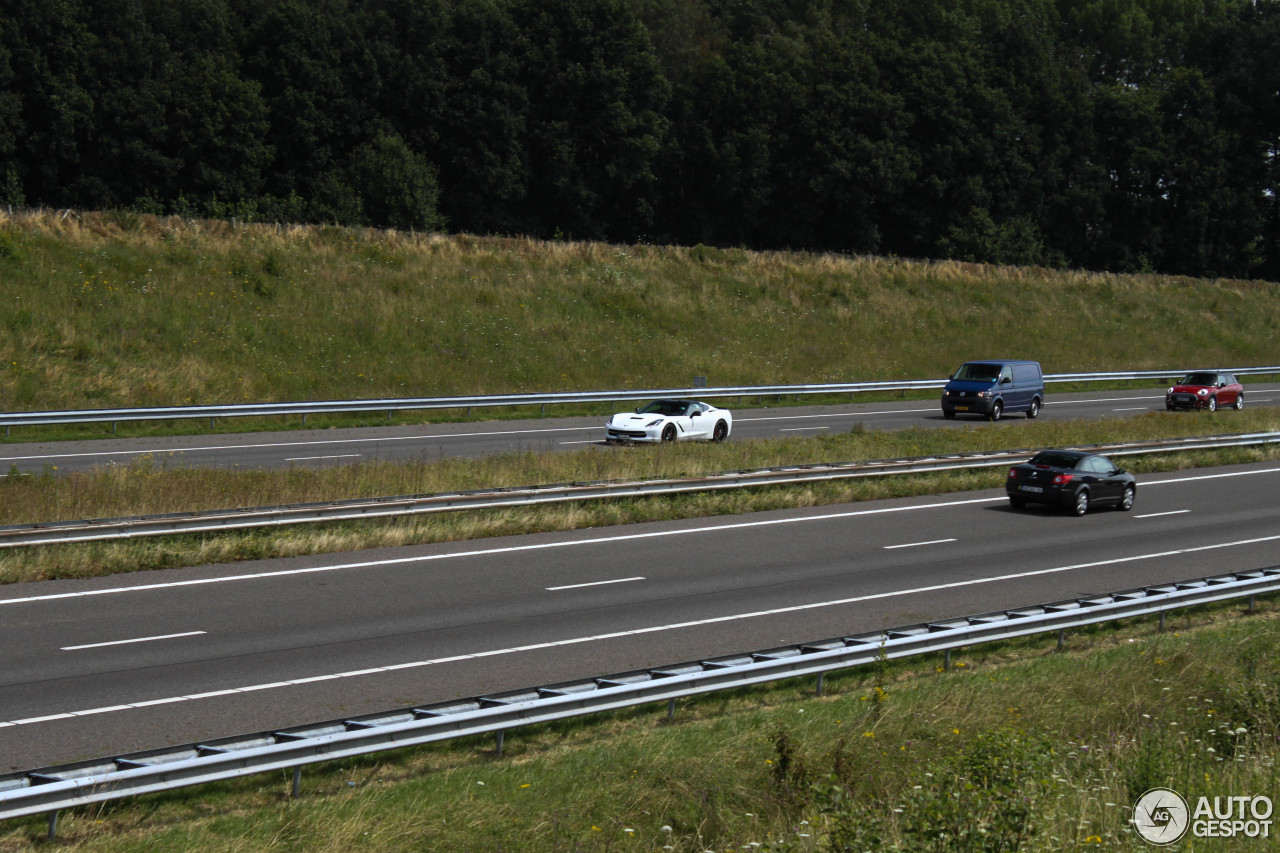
top-left (1, 208), bottom-right (1278, 418)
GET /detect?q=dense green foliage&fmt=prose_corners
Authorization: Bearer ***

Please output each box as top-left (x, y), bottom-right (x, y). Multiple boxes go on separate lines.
top-left (1, 0), bottom-right (1277, 278)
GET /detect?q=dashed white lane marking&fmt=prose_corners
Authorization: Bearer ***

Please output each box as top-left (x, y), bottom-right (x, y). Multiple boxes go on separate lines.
top-left (546, 577), bottom-right (645, 591)
top-left (61, 631), bottom-right (206, 651)
top-left (884, 538), bottom-right (957, 550)
top-left (284, 454), bottom-right (362, 461)
top-left (9, 531), bottom-right (1280, 728)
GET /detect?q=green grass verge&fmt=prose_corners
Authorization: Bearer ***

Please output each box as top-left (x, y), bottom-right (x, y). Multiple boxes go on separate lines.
top-left (2, 596), bottom-right (1276, 852)
top-left (2, 407), bottom-right (1278, 584)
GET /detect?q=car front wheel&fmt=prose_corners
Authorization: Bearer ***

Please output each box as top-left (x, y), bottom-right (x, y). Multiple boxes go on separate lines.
top-left (661, 424), bottom-right (677, 442)
top-left (988, 401), bottom-right (1003, 422)
top-left (1072, 488), bottom-right (1090, 516)
top-left (1207, 396), bottom-right (1217, 412)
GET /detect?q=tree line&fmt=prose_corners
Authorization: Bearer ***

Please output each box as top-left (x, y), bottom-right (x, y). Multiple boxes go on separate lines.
top-left (1, 0), bottom-right (1276, 279)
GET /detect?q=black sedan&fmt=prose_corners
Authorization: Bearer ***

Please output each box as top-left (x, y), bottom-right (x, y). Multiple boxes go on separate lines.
top-left (1005, 450), bottom-right (1136, 516)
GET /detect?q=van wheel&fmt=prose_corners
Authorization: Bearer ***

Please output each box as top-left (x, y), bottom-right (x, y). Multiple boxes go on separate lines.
top-left (1026, 398), bottom-right (1040, 419)
top-left (988, 401), bottom-right (1003, 421)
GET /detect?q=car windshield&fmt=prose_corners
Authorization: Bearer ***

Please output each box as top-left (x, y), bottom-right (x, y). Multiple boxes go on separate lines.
top-left (638, 400), bottom-right (691, 416)
top-left (1180, 372), bottom-right (1217, 386)
top-left (952, 363), bottom-right (1001, 382)
top-left (1028, 452), bottom-right (1082, 469)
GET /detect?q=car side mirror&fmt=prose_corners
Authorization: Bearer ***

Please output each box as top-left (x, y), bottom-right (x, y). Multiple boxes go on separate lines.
top-left (690, 411), bottom-right (699, 417)
top-left (634, 406), bottom-right (642, 413)
top-left (1000, 376), bottom-right (1012, 385)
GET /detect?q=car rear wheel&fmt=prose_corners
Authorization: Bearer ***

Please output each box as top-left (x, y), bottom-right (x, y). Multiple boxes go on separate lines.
top-left (1117, 485), bottom-right (1135, 512)
top-left (1008, 496), bottom-right (1026, 509)
top-left (661, 424), bottom-right (677, 442)
top-left (712, 420), bottom-right (729, 442)
top-left (1072, 488), bottom-right (1090, 516)
top-left (1207, 396), bottom-right (1217, 412)
top-left (1026, 398), bottom-right (1040, 419)
top-left (1235, 393), bottom-right (1244, 410)
top-left (988, 401), bottom-right (1003, 422)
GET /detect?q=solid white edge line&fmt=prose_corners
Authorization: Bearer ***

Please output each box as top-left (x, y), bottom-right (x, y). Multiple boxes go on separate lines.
top-left (61, 631), bottom-right (207, 651)
top-left (1135, 510), bottom-right (1192, 519)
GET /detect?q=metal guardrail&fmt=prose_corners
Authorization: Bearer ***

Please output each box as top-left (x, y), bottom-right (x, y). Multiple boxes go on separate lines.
top-left (2, 566), bottom-right (1277, 829)
top-left (2, 366), bottom-right (1278, 430)
top-left (1, 431), bottom-right (1277, 548)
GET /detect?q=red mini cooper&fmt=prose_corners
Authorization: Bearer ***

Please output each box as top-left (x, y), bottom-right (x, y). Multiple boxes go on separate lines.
top-left (1165, 371), bottom-right (1244, 412)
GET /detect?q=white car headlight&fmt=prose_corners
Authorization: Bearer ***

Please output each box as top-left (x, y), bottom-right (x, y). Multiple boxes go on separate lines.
top-left (645, 419), bottom-right (663, 427)
top-left (1198, 389), bottom-right (1209, 397)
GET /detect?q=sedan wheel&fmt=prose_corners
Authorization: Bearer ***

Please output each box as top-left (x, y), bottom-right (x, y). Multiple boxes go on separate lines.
top-left (712, 420), bottom-right (729, 442)
top-left (1117, 485), bottom-right (1135, 512)
top-left (1207, 396), bottom-right (1217, 412)
top-left (1235, 394), bottom-right (1244, 410)
top-left (1008, 496), bottom-right (1026, 509)
top-left (1072, 488), bottom-right (1090, 516)
top-left (661, 424), bottom-right (677, 442)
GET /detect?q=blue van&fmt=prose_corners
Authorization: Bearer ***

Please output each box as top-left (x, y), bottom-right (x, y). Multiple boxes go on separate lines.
top-left (941, 360), bottom-right (1044, 421)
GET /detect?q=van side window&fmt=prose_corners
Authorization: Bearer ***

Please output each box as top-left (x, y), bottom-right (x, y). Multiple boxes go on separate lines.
top-left (1000, 365), bottom-right (1013, 384)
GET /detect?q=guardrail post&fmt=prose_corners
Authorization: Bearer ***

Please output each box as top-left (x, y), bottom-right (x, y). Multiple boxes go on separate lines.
top-left (667, 698), bottom-right (675, 720)
top-left (815, 672), bottom-right (824, 696)
top-left (1057, 629), bottom-right (1065, 651)
top-left (291, 767), bottom-right (302, 798)
top-left (495, 730), bottom-right (504, 756)
top-left (1248, 594), bottom-right (1256, 614)
top-left (112, 422), bottom-right (117, 434)
top-left (943, 649), bottom-right (951, 670)
top-left (1158, 611), bottom-right (1167, 632)
top-left (47, 810), bottom-right (58, 840)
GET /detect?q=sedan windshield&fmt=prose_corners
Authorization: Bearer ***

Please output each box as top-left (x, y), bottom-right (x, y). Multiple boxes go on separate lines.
top-left (1180, 373), bottom-right (1217, 386)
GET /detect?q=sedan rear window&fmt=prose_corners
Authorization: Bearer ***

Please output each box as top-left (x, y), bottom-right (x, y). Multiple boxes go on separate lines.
top-left (1029, 452), bottom-right (1082, 469)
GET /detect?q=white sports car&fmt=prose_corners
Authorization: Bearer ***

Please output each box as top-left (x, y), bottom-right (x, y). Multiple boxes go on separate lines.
top-left (605, 399), bottom-right (732, 444)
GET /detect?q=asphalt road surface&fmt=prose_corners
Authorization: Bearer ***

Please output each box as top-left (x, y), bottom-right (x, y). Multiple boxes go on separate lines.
top-left (2, 384), bottom-right (1277, 475)
top-left (3, 458), bottom-right (1278, 771)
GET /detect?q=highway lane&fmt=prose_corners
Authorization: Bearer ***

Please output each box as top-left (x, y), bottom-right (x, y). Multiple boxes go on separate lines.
top-left (2, 459), bottom-right (1279, 771)
top-left (2, 384), bottom-right (1277, 475)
